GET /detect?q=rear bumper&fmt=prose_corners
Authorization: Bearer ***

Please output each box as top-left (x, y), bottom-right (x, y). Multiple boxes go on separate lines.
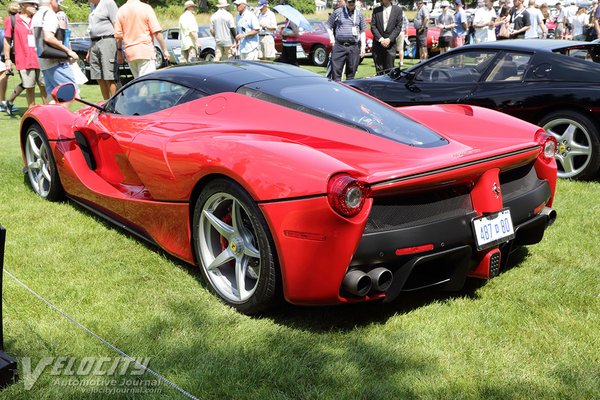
top-left (348, 178), bottom-right (554, 303)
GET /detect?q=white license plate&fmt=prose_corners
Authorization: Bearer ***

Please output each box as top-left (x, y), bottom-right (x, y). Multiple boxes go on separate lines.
top-left (472, 209), bottom-right (515, 251)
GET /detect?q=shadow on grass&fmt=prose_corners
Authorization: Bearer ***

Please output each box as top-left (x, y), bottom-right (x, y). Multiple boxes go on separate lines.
top-left (60, 190), bottom-right (534, 334)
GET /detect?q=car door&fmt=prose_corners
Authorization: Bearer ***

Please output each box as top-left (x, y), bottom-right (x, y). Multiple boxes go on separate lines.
top-left (383, 49), bottom-right (499, 106)
top-left (466, 51), bottom-right (536, 122)
top-left (73, 79), bottom-right (196, 214)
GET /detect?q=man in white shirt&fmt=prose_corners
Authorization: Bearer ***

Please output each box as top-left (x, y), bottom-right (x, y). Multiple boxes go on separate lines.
top-left (255, 0), bottom-right (276, 60)
top-left (179, 0), bottom-right (199, 63)
top-left (32, 0), bottom-right (79, 102)
top-left (210, 0), bottom-right (236, 61)
top-left (525, 0), bottom-right (546, 38)
top-left (565, 0), bottom-right (578, 38)
top-left (472, 0), bottom-right (498, 43)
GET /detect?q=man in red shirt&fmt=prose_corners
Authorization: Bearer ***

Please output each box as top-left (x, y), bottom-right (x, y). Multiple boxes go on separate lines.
top-left (4, 0), bottom-right (47, 113)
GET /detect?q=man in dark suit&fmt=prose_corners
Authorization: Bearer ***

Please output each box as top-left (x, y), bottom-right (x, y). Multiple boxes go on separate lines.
top-left (371, 0), bottom-right (403, 75)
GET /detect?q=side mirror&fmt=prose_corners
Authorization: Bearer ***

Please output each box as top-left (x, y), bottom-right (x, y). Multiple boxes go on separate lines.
top-left (51, 83), bottom-right (76, 103)
top-left (50, 83), bottom-right (106, 112)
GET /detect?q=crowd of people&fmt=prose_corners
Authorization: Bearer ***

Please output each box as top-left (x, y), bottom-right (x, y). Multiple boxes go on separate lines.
top-left (1, 0), bottom-right (599, 113)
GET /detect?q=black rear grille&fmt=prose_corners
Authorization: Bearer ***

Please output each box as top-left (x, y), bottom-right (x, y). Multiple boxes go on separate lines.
top-left (500, 163), bottom-right (542, 203)
top-left (365, 186), bottom-right (473, 234)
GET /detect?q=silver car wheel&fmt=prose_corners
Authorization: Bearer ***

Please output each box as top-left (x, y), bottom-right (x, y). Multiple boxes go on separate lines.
top-left (543, 118), bottom-right (592, 179)
top-left (198, 192), bottom-right (261, 303)
top-left (25, 130), bottom-right (52, 198)
top-left (311, 45), bottom-right (328, 67)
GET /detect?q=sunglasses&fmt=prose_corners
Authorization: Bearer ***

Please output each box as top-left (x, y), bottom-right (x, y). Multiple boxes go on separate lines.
top-left (347, 0), bottom-right (355, 3)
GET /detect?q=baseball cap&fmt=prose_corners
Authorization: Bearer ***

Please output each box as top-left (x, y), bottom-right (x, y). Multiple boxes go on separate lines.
top-left (454, 0), bottom-right (462, 4)
top-left (233, 0), bottom-right (246, 5)
top-left (440, 0), bottom-right (449, 6)
top-left (258, 0), bottom-right (268, 6)
top-left (216, 0), bottom-right (229, 7)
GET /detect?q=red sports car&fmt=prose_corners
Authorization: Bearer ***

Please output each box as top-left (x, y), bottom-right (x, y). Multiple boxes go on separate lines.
top-left (20, 62), bottom-right (557, 313)
top-left (365, 18), bottom-right (440, 58)
top-left (274, 20), bottom-right (332, 67)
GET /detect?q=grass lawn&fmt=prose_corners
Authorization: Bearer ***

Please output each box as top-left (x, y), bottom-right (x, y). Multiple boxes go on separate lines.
top-left (0, 60), bottom-right (598, 399)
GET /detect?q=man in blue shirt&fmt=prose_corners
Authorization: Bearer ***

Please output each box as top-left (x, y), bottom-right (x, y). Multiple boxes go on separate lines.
top-left (326, 0), bottom-right (366, 81)
top-left (232, 0), bottom-right (260, 60)
top-left (452, 0), bottom-right (468, 48)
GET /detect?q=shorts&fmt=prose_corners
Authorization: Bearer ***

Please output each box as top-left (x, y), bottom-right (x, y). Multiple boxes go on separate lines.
top-left (451, 35), bottom-right (465, 48)
top-left (396, 32), bottom-right (405, 53)
top-left (417, 28), bottom-right (428, 49)
top-left (258, 35), bottom-right (276, 59)
top-left (438, 36), bottom-right (452, 48)
top-left (89, 37), bottom-right (118, 81)
top-left (41, 62), bottom-right (77, 97)
top-left (128, 59), bottom-right (156, 79)
top-left (240, 49), bottom-right (259, 61)
top-left (215, 44), bottom-right (232, 61)
top-left (181, 47), bottom-right (198, 63)
top-left (19, 69), bottom-right (45, 89)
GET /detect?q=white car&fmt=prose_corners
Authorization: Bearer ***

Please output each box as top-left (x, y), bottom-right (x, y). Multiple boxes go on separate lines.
top-left (155, 25), bottom-right (216, 67)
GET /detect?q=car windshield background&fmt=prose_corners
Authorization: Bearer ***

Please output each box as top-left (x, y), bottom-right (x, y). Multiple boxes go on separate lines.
top-left (238, 79), bottom-right (447, 148)
top-left (105, 80), bottom-right (202, 116)
top-left (415, 51), bottom-right (497, 83)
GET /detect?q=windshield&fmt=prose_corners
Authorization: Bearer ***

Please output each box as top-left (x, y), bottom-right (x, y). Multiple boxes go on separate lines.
top-left (238, 78), bottom-right (448, 148)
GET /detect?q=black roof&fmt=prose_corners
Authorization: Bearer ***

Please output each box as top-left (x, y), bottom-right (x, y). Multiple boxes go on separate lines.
top-left (138, 61), bottom-right (320, 94)
top-left (458, 39), bottom-right (598, 53)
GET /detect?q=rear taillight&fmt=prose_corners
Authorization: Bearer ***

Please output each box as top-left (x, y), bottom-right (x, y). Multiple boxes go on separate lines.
top-left (535, 129), bottom-right (557, 163)
top-left (327, 174), bottom-right (368, 218)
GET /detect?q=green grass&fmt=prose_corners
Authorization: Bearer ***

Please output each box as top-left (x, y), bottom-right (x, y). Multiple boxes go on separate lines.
top-left (0, 64), bottom-right (598, 399)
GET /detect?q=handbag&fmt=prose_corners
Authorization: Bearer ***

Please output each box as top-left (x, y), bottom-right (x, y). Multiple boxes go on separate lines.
top-left (34, 11), bottom-right (69, 60)
top-left (498, 22), bottom-right (510, 39)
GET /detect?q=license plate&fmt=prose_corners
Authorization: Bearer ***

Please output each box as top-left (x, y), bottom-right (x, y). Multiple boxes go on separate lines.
top-left (472, 209), bottom-right (515, 251)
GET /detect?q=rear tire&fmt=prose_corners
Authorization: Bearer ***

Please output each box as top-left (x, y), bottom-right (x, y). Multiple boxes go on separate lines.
top-left (154, 47), bottom-right (164, 68)
top-left (310, 44), bottom-right (328, 67)
top-left (201, 49), bottom-right (215, 62)
top-left (192, 179), bottom-right (279, 314)
top-left (539, 110), bottom-right (600, 180)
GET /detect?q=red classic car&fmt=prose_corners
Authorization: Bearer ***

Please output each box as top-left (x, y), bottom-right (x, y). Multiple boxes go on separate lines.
top-left (365, 18), bottom-right (440, 58)
top-left (274, 20), bottom-right (332, 67)
top-left (21, 62), bottom-right (557, 313)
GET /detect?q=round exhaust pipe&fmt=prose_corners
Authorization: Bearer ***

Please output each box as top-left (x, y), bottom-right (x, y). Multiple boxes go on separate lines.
top-left (367, 267), bottom-right (393, 292)
top-left (342, 269), bottom-right (372, 297)
top-left (541, 207), bottom-right (557, 227)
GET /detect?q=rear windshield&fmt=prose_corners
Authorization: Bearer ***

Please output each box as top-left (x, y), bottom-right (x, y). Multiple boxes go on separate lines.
top-left (238, 77), bottom-right (448, 148)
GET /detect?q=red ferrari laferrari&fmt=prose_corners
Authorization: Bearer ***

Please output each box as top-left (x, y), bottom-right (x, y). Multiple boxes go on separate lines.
top-left (20, 61), bottom-right (557, 313)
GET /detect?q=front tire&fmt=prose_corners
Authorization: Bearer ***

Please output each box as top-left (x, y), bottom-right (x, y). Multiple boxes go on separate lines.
top-left (192, 179), bottom-right (279, 314)
top-left (24, 124), bottom-right (64, 201)
top-left (539, 110), bottom-right (600, 180)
